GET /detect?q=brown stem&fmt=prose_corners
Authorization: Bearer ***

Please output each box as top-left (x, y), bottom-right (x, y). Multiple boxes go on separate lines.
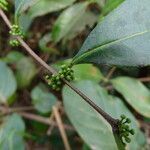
top-left (0, 9), bottom-right (118, 129)
top-left (106, 66), bottom-right (116, 80)
top-left (19, 112), bottom-right (74, 131)
top-left (0, 106), bottom-right (34, 114)
top-left (53, 105), bottom-right (71, 150)
top-left (139, 77), bottom-right (150, 82)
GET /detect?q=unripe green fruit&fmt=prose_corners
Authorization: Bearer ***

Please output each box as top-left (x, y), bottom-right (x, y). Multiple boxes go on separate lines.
top-left (125, 137), bottom-right (131, 143)
top-left (52, 85), bottom-right (57, 89)
top-left (124, 132), bottom-right (129, 137)
top-left (61, 65), bottom-right (66, 69)
top-left (119, 114), bottom-right (134, 145)
top-left (56, 76), bottom-right (60, 80)
top-left (66, 75), bottom-right (71, 81)
top-left (9, 40), bottom-right (20, 47)
top-left (52, 74), bottom-right (55, 78)
top-left (56, 81), bottom-right (61, 85)
top-left (45, 75), bottom-right (50, 79)
top-left (121, 114), bottom-right (126, 120)
top-left (124, 125), bottom-right (129, 130)
top-left (60, 74), bottom-right (64, 78)
top-left (0, 0), bottom-right (8, 10)
top-left (46, 64), bottom-right (74, 91)
top-left (126, 118), bottom-right (131, 123)
top-left (130, 129), bottom-right (135, 135)
top-left (9, 24), bottom-right (24, 47)
top-left (67, 68), bottom-right (71, 71)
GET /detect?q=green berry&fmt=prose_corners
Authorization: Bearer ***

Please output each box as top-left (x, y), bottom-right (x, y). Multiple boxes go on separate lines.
top-left (45, 75), bottom-right (50, 79)
top-left (52, 74), bottom-right (55, 78)
top-left (121, 114), bottom-right (126, 120)
top-left (56, 81), bottom-right (61, 85)
top-left (56, 76), bottom-right (60, 80)
top-left (60, 74), bottom-right (64, 79)
top-left (67, 68), bottom-right (71, 71)
top-left (66, 75), bottom-right (71, 81)
top-left (0, 0), bottom-right (8, 10)
top-left (52, 84), bottom-right (57, 89)
top-left (9, 40), bottom-right (20, 47)
top-left (46, 64), bottom-right (74, 91)
top-left (126, 118), bottom-right (131, 123)
top-left (124, 132), bottom-right (129, 137)
top-left (130, 129), bottom-right (135, 135)
top-left (124, 125), bottom-right (129, 130)
top-left (125, 137), bottom-right (131, 143)
top-left (9, 24), bottom-right (24, 39)
top-left (61, 65), bottom-right (66, 69)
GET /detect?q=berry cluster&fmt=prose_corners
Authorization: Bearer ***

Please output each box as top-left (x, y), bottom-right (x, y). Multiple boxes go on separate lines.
top-left (9, 24), bottom-right (24, 47)
top-left (0, 0), bottom-right (8, 11)
top-left (118, 115), bottom-right (135, 145)
top-left (46, 64), bottom-right (74, 91)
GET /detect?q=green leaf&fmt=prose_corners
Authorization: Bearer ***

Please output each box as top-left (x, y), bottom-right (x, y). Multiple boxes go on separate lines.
top-left (31, 83), bottom-right (57, 113)
top-left (95, 0), bottom-right (105, 7)
top-left (73, 64), bottom-right (104, 82)
top-left (0, 113), bottom-right (25, 150)
top-left (51, 2), bottom-right (92, 42)
top-left (62, 10), bottom-right (98, 42)
top-left (28, 0), bottom-right (76, 18)
top-left (2, 51), bottom-right (25, 64)
top-left (63, 80), bottom-right (145, 150)
top-left (101, 0), bottom-right (124, 16)
top-left (15, 57), bottom-right (37, 88)
top-left (0, 62), bottom-right (17, 104)
top-left (72, 0), bottom-right (150, 66)
top-left (39, 33), bottom-right (56, 53)
top-left (53, 59), bottom-right (103, 82)
top-left (14, 0), bottom-right (38, 17)
top-left (112, 77), bottom-right (150, 118)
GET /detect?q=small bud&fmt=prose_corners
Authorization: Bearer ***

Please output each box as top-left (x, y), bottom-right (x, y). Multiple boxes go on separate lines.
top-left (125, 137), bottom-right (131, 143)
top-left (121, 114), bottom-right (126, 119)
top-left (126, 118), bottom-right (131, 123)
top-left (130, 129), bottom-right (135, 135)
top-left (56, 76), bottom-right (60, 80)
top-left (66, 75), bottom-right (71, 81)
top-left (56, 81), bottom-right (61, 85)
top-left (45, 75), bottom-right (49, 79)
top-left (67, 68), bottom-right (71, 71)
top-left (52, 85), bottom-right (57, 89)
top-left (60, 74), bottom-right (64, 79)
top-left (61, 65), bottom-right (66, 69)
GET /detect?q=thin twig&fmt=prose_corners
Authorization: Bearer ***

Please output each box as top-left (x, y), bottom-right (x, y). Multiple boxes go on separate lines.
top-left (0, 8), bottom-right (118, 128)
top-left (0, 106), bottom-right (34, 114)
top-left (139, 77), bottom-right (150, 82)
top-left (106, 66), bottom-right (116, 80)
top-left (47, 102), bottom-right (61, 136)
top-left (19, 112), bottom-right (74, 131)
top-left (53, 106), bottom-right (71, 150)
top-left (47, 111), bottom-right (55, 135)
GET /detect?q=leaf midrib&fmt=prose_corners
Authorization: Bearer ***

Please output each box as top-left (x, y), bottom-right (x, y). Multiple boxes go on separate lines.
top-left (72, 30), bottom-right (150, 64)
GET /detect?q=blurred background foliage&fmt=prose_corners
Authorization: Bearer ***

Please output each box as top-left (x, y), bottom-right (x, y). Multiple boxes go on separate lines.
top-left (0, 0), bottom-right (150, 149)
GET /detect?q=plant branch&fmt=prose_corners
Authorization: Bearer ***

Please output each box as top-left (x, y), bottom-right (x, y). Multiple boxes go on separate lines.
top-left (106, 66), bottom-right (116, 80)
top-left (0, 9), bottom-right (124, 149)
top-left (53, 105), bottom-right (71, 150)
top-left (19, 112), bottom-right (74, 131)
top-left (47, 102), bottom-right (61, 135)
top-left (0, 106), bottom-right (34, 115)
top-left (0, 8), bottom-right (118, 126)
